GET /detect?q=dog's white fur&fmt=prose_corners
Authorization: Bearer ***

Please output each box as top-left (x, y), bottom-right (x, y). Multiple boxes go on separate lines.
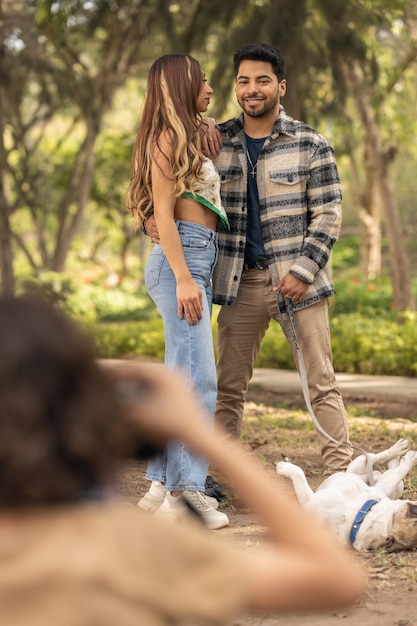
top-left (276, 439), bottom-right (417, 551)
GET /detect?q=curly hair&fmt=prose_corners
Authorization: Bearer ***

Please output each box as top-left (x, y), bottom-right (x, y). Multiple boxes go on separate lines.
top-left (126, 54), bottom-right (206, 228)
top-left (0, 295), bottom-right (130, 507)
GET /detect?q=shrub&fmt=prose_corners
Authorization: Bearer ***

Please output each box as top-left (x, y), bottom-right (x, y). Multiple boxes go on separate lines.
top-left (88, 318), bottom-right (165, 360)
top-left (254, 323), bottom-right (295, 369)
top-left (84, 309), bottom-right (417, 376)
top-left (17, 271), bottom-right (154, 323)
top-left (331, 276), bottom-right (394, 317)
top-left (16, 268), bottom-right (417, 377)
top-left (330, 312), bottom-right (417, 376)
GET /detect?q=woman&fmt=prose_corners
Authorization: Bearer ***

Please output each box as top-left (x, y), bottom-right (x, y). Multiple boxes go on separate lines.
top-left (126, 54), bottom-right (229, 529)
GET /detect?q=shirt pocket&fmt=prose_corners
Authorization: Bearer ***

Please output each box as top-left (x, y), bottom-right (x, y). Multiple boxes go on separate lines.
top-left (268, 168), bottom-right (309, 217)
top-left (217, 166), bottom-right (243, 186)
top-left (269, 167), bottom-right (309, 187)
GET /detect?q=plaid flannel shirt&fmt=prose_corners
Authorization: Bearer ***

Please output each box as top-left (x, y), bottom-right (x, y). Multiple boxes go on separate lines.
top-left (212, 106), bottom-right (342, 311)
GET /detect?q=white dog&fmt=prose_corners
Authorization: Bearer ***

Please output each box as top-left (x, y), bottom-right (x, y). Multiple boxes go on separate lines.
top-left (276, 438), bottom-right (417, 551)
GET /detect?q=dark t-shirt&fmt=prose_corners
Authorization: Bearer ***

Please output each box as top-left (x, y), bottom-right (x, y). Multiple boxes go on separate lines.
top-left (244, 134), bottom-right (268, 265)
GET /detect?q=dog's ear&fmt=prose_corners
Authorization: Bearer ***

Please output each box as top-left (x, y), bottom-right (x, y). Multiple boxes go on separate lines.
top-left (408, 502), bottom-right (417, 517)
top-left (383, 536), bottom-right (405, 553)
top-left (383, 536), bottom-right (396, 552)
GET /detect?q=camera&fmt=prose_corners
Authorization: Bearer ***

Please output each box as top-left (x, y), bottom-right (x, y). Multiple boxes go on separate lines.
top-left (116, 379), bottom-right (150, 404)
top-left (116, 378), bottom-right (166, 460)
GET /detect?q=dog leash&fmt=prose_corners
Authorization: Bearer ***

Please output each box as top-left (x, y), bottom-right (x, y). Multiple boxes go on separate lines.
top-left (277, 291), bottom-right (376, 486)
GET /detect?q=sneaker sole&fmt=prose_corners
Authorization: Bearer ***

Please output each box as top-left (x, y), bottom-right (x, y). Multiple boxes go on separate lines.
top-left (156, 507), bottom-right (229, 530)
top-left (204, 515), bottom-right (230, 530)
top-left (182, 493), bottom-right (229, 530)
top-left (155, 496), bottom-right (228, 530)
top-left (155, 507), bottom-right (185, 523)
top-left (137, 496), bottom-right (164, 512)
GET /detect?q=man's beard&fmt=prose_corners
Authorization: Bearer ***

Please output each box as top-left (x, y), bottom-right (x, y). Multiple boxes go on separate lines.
top-left (240, 95), bottom-right (279, 118)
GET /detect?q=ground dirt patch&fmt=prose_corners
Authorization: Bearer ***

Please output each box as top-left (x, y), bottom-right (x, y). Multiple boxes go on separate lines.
top-left (118, 384), bottom-right (417, 626)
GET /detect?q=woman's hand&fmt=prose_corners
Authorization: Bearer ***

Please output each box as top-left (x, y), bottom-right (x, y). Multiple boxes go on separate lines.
top-left (176, 277), bottom-right (203, 324)
top-left (200, 118), bottom-right (222, 156)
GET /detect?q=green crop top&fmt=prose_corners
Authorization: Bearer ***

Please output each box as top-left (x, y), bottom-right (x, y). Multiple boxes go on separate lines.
top-left (181, 159), bottom-right (230, 231)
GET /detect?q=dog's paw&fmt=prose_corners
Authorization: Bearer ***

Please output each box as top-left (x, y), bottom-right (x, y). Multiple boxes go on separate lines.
top-left (276, 461), bottom-right (297, 478)
top-left (389, 438), bottom-right (409, 458)
top-left (403, 450), bottom-right (417, 467)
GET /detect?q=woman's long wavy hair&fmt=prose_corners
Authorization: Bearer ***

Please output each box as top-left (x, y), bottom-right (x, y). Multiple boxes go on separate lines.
top-left (126, 54), bottom-right (206, 227)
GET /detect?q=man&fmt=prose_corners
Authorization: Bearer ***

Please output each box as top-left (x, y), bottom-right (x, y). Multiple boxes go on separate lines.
top-left (208, 43), bottom-right (351, 473)
top-left (146, 42), bottom-right (352, 474)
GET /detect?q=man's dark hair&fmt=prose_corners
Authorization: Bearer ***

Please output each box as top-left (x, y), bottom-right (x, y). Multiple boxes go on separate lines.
top-left (233, 43), bottom-right (286, 82)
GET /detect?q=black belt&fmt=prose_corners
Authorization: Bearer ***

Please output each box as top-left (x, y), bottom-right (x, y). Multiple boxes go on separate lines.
top-left (243, 258), bottom-right (268, 270)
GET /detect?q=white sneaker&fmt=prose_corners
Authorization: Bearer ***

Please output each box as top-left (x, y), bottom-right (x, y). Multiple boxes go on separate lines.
top-left (156, 491), bottom-right (229, 530)
top-left (138, 482), bottom-right (220, 513)
top-left (138, 481), bottom-right (166, 512)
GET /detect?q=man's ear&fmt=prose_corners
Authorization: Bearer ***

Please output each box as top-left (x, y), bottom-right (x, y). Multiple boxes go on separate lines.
top-left (279, 79), bottom-right (287, 97)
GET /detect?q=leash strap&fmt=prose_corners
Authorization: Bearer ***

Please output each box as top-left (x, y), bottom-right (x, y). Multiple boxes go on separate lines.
top-left (277, 291), bottom-right (375, 486)
top-left (349, 499), bottom-right (379, 544)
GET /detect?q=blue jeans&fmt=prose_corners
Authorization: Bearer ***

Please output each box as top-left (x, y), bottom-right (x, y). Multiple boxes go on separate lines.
top-left (144, 220), bottom-right (218, 491)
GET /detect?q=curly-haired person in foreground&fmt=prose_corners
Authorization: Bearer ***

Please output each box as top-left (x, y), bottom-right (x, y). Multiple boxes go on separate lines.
top-left (0, 295), bottom-right (366, 625)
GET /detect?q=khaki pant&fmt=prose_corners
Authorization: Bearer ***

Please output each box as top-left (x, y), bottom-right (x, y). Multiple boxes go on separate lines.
top-left (215, 268), bottom-right (352, 471)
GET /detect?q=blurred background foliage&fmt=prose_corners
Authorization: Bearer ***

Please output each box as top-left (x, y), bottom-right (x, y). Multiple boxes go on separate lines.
top-left (1, 0), bottom-right (417, 375)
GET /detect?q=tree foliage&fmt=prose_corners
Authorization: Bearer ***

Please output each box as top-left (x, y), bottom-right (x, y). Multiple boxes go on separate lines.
top-left (1, 0), bottom-right (416, 310)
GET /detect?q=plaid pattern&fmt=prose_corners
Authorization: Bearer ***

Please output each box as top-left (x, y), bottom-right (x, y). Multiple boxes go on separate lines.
top-left (212, 106), bottom-right (342, 311)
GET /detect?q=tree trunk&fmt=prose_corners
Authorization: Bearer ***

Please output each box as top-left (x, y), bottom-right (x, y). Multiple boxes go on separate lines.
top-left (359, 143), bottom-right (382, 279)
top-left (359, 206), bottom-right (381, 279)
top-left (0, 191), bottom-right (15, 295)
top-left (52, 120), bottom-right (97, 271)
top-left (343, 60), bottom-right (415, 310)
top-left (0, 66), bottom-right (15, 294)
top-left (378, 154), bottom-right (415, 310)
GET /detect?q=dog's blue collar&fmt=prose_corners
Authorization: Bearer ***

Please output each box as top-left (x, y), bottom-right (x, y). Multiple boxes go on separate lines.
top-left (349, 499), bottom-right (379, 544)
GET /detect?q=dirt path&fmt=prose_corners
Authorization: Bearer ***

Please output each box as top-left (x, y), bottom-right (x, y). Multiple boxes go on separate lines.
top-left (119, 385), bottom-right (417, 626)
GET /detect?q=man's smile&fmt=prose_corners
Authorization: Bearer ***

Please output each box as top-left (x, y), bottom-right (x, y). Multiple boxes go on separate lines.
top-left (244, 97), bottom-right (264, 104)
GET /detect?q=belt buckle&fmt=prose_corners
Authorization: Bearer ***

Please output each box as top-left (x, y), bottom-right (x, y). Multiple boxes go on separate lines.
top-left (254, 258), bottom-right (268, 270)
